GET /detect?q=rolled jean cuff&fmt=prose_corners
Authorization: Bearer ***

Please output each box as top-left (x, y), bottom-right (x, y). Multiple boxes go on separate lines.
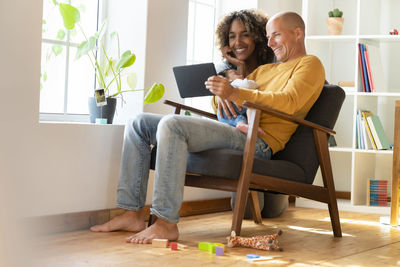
top-left (150, 208), bottom-right (179, 224)
top-left (116, 203), bottom-right (143, 212)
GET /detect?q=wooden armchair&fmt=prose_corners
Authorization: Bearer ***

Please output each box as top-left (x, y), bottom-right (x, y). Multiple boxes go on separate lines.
top-left (150, 84), bottom-right (345, 237)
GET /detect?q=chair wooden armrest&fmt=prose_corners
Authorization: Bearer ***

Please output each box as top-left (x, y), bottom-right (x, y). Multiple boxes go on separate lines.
top-left (243, 101), bottom-right (336, 135)
top-left (164, 100), bottom-right (218, 120)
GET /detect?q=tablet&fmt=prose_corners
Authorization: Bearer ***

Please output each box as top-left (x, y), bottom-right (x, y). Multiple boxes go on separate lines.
top-left (173, 63), bottom-right (216, 98)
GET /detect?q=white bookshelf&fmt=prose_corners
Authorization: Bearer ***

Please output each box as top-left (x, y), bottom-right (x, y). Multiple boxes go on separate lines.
top-left (297, 0), bottom-right (398, 214)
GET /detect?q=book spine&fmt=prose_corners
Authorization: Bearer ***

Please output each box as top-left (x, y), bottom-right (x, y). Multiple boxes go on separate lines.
top-left (364, 44), bottom-right (375, 92)
top-left (362, 111), bottom-right (377, 150)
top-left (367, 116), bottom-right (383, 149)
top-left (360, 44), bottom-right (371, 92)
top-left (358, 43), bottom-right (366, 92)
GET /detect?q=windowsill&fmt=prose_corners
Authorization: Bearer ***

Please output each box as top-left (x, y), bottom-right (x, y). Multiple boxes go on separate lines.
top-left (39, 121), bottom-right (126, 126)
top-left (39, 113), bottom-right (125, 126)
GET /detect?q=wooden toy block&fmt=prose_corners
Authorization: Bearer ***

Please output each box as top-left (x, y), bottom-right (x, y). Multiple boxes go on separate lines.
top-left (215, 246), bottom-right (224, 256)
top-left (198, 242), bottom-right (212, 251)
top-left (170, 242), bottom-right (178, 250)
top-left (213, 243), bottom-right (225, 252)
top-left (152, 238), bottom-right (169, 248)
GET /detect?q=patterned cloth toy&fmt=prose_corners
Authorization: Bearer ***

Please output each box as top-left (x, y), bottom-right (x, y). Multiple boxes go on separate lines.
top-left (226, 230), bottom-right (283, 251)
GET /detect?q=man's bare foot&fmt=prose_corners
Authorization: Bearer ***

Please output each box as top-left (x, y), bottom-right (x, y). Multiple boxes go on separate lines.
top-left (90, 210), bottom-right (146, 232)
top-left (126, 217), bottom-right (179, 244)
top-left (236, 122), bottom-right (266, 136)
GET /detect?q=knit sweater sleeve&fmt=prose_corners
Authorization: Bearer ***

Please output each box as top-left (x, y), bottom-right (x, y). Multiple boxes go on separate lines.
top-left (235, 56), bottom-right (325, 115)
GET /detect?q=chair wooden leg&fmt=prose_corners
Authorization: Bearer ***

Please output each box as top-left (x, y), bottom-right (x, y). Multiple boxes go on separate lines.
top-left (231, 109), bottom-right (261, 235)
top-left (391, 101), bottom-right (400, 226)
top-left (248, 191), bottom-right (263, 224)
top-left (314, 130), bottom-right (342, 237)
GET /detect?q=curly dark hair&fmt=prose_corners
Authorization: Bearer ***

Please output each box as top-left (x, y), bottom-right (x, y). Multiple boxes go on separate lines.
top-left (215, 9), bottom-right (275, 68)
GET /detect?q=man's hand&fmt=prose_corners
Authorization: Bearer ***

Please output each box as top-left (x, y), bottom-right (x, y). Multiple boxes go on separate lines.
top-left (205, 75), bottom-right (239, 101)
top-left (217, 96), bottom-right (241, 119)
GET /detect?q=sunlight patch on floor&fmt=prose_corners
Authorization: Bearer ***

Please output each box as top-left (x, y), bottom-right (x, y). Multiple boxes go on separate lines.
top-left (287, 225), bottom-right (353, 237)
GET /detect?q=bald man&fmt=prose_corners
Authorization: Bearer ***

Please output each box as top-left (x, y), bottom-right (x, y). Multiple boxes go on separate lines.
top-left (90, 11), bottom-right (324, 245)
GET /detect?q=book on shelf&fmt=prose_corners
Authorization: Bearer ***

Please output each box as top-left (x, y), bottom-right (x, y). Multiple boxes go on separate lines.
top-left (365, 44), bottom-right (386, 92)
top-left (363, 45), bottom-right (375, 92)
top-left (358, 43), bottom-right (369, 92)
top-left (366, 115), bottom-right (390, 150)
top-left (367, 179), bottom-right (388, 207)
top-left (356, 110), bottom-right (375, 150)
top-left (361, 110), bottom-right (377, 150)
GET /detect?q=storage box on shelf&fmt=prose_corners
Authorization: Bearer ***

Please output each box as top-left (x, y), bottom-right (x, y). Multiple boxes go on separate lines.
top-left (296, 0), bottom-right (398, 214)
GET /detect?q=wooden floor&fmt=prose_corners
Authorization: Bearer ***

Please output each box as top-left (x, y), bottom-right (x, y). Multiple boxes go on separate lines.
top-left (32, 206), bottom-right (400, 267)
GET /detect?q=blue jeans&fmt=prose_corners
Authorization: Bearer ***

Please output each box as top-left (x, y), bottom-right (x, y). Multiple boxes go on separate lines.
top-left (117, 113), bottom-right (271, 223)
top-left (217, 103), bottom-right (248, 127)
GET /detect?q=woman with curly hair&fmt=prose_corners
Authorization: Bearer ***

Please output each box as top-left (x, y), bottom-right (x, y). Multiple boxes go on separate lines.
top-left (213, 9), bottom-right (275, 123)
top-left (215, 9), bottom-right (275, 78)
top-left (212, 10), bottom-right (288, 220)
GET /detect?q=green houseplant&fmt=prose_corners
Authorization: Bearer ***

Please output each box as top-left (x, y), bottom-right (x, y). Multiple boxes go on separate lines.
top-left (58, 2), bottom-right (164, 123)
top-left (327, 8), bottom-right (344, 35)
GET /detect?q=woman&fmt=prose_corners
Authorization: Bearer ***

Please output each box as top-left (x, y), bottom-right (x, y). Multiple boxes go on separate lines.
top-left (213, 9), bottom-right (288, 219)
top-left (213, 9), bottom-right (274, 119)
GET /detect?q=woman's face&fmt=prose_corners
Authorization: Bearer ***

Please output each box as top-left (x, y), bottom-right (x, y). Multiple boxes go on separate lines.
top-left (228, 19), bottom-right (256, 61)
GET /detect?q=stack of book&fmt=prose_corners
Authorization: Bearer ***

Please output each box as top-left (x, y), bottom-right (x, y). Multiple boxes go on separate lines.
top-left (355, 110), bottom-right (390, 150)
top-left (358, 43), bottom-right (386, 92)
top-left (367, 179), bottom-right (388, 206)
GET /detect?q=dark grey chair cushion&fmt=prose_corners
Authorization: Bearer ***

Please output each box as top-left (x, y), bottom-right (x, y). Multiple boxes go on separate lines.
top-left (151, 85), bottom-right (345, 186)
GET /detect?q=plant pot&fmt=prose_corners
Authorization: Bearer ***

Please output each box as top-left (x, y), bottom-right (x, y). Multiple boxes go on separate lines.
top-left (88, 97), bottom-right (117, 124)
top-left (326, 17), bottom-right (344, 35)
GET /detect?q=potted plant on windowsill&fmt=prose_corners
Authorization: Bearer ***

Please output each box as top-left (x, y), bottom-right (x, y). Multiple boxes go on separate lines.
top-left (58, 3), bottom-right (164, 124)
top-left (327, 8), bottom-right (344, 35)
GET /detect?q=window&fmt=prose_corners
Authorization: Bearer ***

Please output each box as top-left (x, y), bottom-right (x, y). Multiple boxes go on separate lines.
top-left (40, 0), bottom-right (100, 121)
top-left (185, 0), bottom-right (217, 113)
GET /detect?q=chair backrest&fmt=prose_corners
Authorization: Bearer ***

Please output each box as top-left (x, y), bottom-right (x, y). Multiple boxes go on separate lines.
top-left (272, 84), bottom-right (345, 184)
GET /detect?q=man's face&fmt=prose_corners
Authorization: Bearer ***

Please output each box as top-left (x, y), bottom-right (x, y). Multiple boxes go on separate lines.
top-left (266, 19), bottom-right (299, 62)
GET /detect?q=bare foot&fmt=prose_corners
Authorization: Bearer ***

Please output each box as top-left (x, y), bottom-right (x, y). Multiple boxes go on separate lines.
top-left (126, 217), bottom-right (179, 244)
top-left (90, 210), bottom-right (146, 232)
top-left (236, 122), bottom-right (266, 136)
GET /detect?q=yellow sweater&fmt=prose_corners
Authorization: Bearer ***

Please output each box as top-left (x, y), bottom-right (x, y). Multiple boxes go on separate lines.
top-left (235, 55), bottom-right (325, 154)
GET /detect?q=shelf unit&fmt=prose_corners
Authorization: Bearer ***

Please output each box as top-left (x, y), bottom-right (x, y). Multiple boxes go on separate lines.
top-left (297, 0), bottom-right (399, 214)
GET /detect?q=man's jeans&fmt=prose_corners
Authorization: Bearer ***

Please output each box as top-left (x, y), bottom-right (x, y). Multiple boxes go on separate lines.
top-left (117, 113), bottom-right (271, 224)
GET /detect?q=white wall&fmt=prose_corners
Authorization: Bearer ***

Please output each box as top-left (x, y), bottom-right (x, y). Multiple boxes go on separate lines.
top-left (257, 0), bottom-right (302, 17)
top-left (0, 0), bottom-right (237, 224)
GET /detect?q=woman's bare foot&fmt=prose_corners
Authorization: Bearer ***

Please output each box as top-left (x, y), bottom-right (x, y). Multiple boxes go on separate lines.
top-left (90, 210), bottom-right (146, 232)
top-left (126, 217), bottom-right (179, 244)
top-left (236, 122), bottom-right (266, 136)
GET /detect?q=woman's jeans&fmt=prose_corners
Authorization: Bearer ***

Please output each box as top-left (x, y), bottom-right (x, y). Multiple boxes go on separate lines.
top-left (117, 113), bottom-right (271, 224)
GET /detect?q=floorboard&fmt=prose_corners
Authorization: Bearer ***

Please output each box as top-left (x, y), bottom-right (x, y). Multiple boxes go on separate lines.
top-left (32, 206), bottom-right (400, 266)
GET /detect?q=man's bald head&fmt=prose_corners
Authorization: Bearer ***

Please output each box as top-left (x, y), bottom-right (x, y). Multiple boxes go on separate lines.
top-left (266, 11), bottom-right (306, 62)
top-left (268, 11), bottom-right (305, 33)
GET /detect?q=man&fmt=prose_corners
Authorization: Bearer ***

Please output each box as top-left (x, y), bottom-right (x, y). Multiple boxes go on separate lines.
top-left (90, 11), bottom-right (325, 244)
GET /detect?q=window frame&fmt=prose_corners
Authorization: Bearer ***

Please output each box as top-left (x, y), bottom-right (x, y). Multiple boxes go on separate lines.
top-left (39, 0), bottom-right (102, 123)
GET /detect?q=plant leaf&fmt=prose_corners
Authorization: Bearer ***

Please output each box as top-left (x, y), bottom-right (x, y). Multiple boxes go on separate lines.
top-left (56, 29), bottom-right (66, 40)
top-left (144, 83), bottom-right (165, 104)
top-left (127, 73), bottom-right (137, 90)
top-left (52, 0), bottom-right (58, 5)
top-left (75, 36), bottom-right (96, 60)
top-left (52, 45), bottom-right (63, 56)
top-left (59, 3), bottom-right (80, 30)
top-left (115, 50), bottom-right (136, 70)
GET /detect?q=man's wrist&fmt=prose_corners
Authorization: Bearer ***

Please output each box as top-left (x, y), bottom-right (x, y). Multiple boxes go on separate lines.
top-left (229, 87), bottom-right (240, 102)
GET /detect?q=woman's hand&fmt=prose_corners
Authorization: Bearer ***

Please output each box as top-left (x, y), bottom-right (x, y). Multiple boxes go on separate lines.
top-left (222, 46), bottom-right (246, 75)
top-left (216, 96), bottom-right (242, 119)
